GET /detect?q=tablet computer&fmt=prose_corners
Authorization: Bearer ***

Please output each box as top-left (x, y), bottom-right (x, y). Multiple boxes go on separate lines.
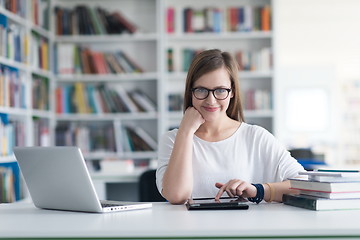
top-left (186, 197), bottom-right (249, 210)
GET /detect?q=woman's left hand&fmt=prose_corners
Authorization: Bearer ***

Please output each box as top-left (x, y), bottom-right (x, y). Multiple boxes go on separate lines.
top-left (215, 180), bottom-right (257, 200)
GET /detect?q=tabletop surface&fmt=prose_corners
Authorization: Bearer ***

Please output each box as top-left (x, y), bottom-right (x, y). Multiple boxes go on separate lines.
top-left (1, 201), bottom-right (360, 239)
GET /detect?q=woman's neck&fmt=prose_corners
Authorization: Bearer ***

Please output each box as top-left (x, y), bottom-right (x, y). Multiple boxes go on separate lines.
top-left (195, 118), bottom-right (241, 142)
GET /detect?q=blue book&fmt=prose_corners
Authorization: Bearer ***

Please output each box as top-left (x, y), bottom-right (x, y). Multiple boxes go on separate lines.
top-left (86, 85), bottom-right (97, 113)
top-left (0, 161), bottom-right (21, 201)
top-left (0, 14), bottom-right (7, 28)
top-left (213, 9), bottom-right (221, 33)
top-left (238, 7), bottom-right (243, 31)
top-left (0, 113), bottom-right (9, 124)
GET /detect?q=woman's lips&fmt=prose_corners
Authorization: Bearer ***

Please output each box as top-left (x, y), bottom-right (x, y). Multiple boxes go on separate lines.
top-left (203, 106), bottom-right (218, 112)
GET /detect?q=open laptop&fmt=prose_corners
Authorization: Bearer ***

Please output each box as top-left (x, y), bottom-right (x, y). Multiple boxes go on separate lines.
top-left (13, 146), bottom-right (152, 213)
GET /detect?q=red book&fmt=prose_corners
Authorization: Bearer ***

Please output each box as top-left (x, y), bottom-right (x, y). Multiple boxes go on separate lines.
top-left (92, 52), bottom-right (108, 74)
top-left (33, 0), bottom-right (39, 25)
top-left (167, 7), bottom-right (175, 33)
top-left (99, 52), bottom-right (110, 74)
top-left (55, 87), bottom-right (63, 113)
top-left (112, 12), bottom-right (137, 33)
top-left (184, 8), bottom-right (193, 33)
top-left (230, 8), bottom-right (238, 32)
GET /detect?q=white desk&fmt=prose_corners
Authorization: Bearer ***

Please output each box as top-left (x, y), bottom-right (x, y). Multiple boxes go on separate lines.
top-left (1, 201), bottom-right (360, 239)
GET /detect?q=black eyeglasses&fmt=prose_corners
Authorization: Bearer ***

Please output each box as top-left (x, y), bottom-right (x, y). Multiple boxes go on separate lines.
top-left (191, 87), bottom-right (232, 100)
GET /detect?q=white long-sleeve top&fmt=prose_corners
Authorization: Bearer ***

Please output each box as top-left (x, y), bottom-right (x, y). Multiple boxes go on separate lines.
top-left (156, 122), bottom-right (304, 198)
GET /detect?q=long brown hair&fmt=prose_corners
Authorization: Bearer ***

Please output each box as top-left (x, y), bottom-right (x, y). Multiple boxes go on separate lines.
top-left (183, 49), bottom-right (245, 122)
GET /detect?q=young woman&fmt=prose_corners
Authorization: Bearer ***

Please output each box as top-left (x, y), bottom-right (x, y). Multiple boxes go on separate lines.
top-left (156, 49), bottom-right (304, 204)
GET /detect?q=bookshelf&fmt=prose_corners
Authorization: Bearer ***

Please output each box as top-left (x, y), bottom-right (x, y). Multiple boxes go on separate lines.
top-left (51, 0), bottom-right (161, 170)
top-left (1, 0), bottom-right (274, 202)
top-left (0, 0), bottom-right (53, 203)
top-left (162, 0), bottom-right (273, 132)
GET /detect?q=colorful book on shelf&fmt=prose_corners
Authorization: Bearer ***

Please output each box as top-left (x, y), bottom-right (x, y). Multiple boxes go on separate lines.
top-left (82, 6), bottom-right (98, 35)
top-left (40, 37), bottom-right (49, 70)
top-left (283, 193), bottom-right (360, 211)
top-left (32, 0), bottom-right (50, 30)
top-left (110, 89), bottom-right (130, 113)
top-left (85, 85), bottom-right (97, 114)
top-left (167, 48), bottom-right (174, 72)
top-left (0, 115), bottom-right (24, 158)
top-left (88, 7), bottom-right (106, 35)
top-left (289, 178), bottom-right (360, 192)
top-left (261, 5), bottom-right (271, 31)
top-left (120, 51), bottom-right (144, 73)
top-left (0, 65), bottom-right (26, 109)
top-left (111, 84), bottom-right (139, 112)
top-left (111, 11), bottom-right (137, 34)
top-left (80, 48), bottom-right (93, 74)
top-left (97, 85), bottom-right (116, 113)
top-left (74, 82), bottom-right (90, 114)
top-left (95, 7), bottom-right (110, 34)
top-left (55, 87), bottom-right (62, 113)
top-left (55, 122), bottom-right (116, 152)
top-left (124, 125), bottom-right (155, 152)
top-left (129, 89), bottom-right (156, 112)
top-left (213, 8), bottom-right (222, 33)
top-left (54, 7), bottom-right (63, 35)
top-left (92, 86), bottom-right (105, 113)
top-left (32, 117), bottom-right (50, 147)
top-left (183, 8), bottom-right (193, 33)
top-left (166, 7), bottom-right (175, 33)
top-left (127, 125), bottom-right (157, 150)
top-left (32, 74), bottom-right (49, 111)
top-left (55, 5), bottom-right (137, 35)
top-left (92, 51), bottom-right (109, 74)
top-left (117, 125), bottom-right (131, 152)
top-left (0, 161), bottom-right (21, 203)
top-left (56, 83), bottom-right (141, 114)
top-left (104, 53), bottom-right (124, 74)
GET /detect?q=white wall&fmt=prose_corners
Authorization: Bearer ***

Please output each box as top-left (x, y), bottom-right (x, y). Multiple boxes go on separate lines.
top-left (274, 0), bottom-right (360, 166)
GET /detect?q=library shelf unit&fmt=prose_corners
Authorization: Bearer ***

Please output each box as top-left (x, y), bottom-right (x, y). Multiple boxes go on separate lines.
top-left (0, 0), bottom-right (53, 202)
top-left (162, 0), bottom-right (274, 132)
top-left (1, 0), bottom-right (275, 202)
top-left (51, 0), bottom-right (161, 170)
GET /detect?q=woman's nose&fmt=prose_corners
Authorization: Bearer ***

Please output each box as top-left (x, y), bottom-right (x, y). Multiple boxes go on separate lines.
top-left (205, 92), bottom-right (217, 103)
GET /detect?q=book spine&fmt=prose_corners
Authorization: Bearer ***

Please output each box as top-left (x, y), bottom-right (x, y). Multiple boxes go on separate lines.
top-left (167, 7), bottom-right (175, 33)
top-left (55, 6), bottom-right (137, 35)
top-left (282, 194), bottom-right (317, 210)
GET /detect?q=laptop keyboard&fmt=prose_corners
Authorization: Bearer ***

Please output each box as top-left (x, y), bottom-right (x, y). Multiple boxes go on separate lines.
top-left (101, 203), bottom-right (124, 208)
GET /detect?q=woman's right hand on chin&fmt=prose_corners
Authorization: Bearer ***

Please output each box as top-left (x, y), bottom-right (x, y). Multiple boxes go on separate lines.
top-left (179, 107), bottom-right (205, 134)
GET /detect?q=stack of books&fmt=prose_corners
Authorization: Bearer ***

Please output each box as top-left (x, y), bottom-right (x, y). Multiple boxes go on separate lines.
top-left (283, 170), bottom-right (360, 210)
